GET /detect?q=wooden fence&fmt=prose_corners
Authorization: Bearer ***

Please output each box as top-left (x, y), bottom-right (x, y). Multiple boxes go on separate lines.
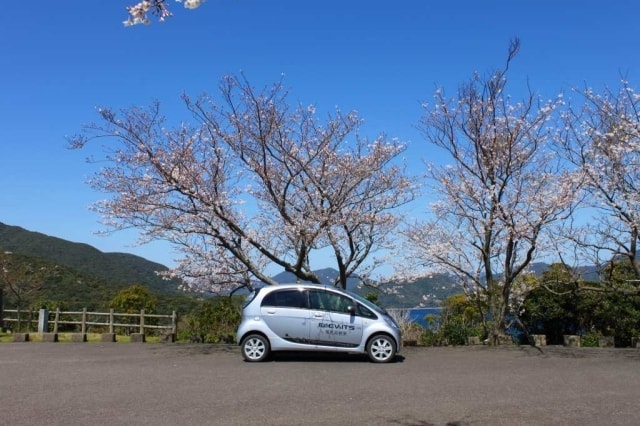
top-left (1, 308), bottom-right (177, 342)
top-left (1, 308), bottom-right (37, 332)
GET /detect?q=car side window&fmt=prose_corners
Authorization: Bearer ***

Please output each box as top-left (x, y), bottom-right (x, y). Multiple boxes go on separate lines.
top-left (308, 290), bottom-right (352, 314)
top-left (332, 293), bottom-right (353, 314)
top-left (261, 289), bottom-right (307, 308)
top-left (308, 290), bottom-right (325, 310)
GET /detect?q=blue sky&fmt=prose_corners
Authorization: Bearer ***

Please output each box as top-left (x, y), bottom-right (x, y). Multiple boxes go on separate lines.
top-left (2, 1), bottom-right (639, 269)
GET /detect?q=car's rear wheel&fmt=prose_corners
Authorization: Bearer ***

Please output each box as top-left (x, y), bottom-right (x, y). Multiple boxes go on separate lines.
top-left (366, 334), bottom-right (396, 363)
top-left (241, 334), bottom-right (270, 362)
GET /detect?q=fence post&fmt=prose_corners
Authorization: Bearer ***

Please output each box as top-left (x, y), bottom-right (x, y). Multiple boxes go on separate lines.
top-left (172, 311), bottom-right (177, 337)
top-left (139, 309), bottom-right (145, 334)
top-left (53, 308), bottom-right (60, 334)
top-left (38, 308), bottom-right (49, 333)
top-left (109, 309), bottom-right (114, 334)
top-left (81, 308), bottom-right (87, 334)
top-left (11, 308), bottom-right (30, 342)
top-left (100, 309), bottom-right (117, 342)
top-left (42, 308), bottom-right (60, 342)
top-left (29, 309), bottom-right (34, 332)
top-left (71, 308), bottom-right (88, 342)
top-left (158, 311), bottom-right (177, 343)
top-left (130, 309), bottom-right (146, 343)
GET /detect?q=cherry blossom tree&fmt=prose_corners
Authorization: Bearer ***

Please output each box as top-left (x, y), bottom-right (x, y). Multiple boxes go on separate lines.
top-left (560, 80), bottom-right (640, 292)
top-left (402, 39), bottom-right (578, 344)
top-left (69, 74), bottom-right (415, 293)
top-left (123, 0), bottom-right (203, 27)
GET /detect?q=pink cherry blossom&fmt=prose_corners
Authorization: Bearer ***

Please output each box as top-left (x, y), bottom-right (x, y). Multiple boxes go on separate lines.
top-left (70, 74), bottom-right (416, 293)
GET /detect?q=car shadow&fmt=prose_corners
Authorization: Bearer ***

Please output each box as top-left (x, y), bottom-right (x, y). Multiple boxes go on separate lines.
top-left (266, 351), bottom-right (405, 363)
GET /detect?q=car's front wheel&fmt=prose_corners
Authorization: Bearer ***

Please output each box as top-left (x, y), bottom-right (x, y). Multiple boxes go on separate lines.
top-left (241, 334), bottom-right (270, 362)
top-left (366, 334), bottom-right (396, 363)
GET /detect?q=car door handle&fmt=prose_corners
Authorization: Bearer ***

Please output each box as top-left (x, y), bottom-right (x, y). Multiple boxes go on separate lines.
top-left (266, 309), bottom-right (276, 314)
top-left (313, 313), bottom-right (324, 318)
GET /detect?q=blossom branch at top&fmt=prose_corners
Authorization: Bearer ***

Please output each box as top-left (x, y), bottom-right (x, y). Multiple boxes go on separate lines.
top-left (123, 0), bottom-right (204, 27)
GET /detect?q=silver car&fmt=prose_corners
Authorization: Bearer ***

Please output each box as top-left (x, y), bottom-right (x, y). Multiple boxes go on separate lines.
top-left (236, 284), bottom-right (401, 363)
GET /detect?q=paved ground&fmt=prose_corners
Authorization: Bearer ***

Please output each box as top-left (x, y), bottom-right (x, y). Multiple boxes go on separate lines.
top-left (1, 343), bottom-right (639, 425)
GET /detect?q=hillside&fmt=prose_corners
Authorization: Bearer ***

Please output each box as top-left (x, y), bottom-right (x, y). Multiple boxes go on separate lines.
top-left (372, 274), bottom-right (464, 308)
top-left (0, 251), bottom-right (118, 310)
top-left (0, 222), bottom-right (181, 295)
top-left (271, 267), bottom-right (462, 308)
top-left (2, 222), bottom-right (585, 310)
top-left (0, 221), bottom-right (462, 309)
top-left (0, 221), bottom-right (509, 309)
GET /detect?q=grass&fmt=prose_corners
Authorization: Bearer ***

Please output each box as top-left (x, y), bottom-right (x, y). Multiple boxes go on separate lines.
top-left (0, 332), bottom-right (163, 343)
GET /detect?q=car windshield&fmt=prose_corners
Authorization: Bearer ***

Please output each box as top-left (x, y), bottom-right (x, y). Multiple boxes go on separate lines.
top-left (347, 290), bottom-right (388, 315)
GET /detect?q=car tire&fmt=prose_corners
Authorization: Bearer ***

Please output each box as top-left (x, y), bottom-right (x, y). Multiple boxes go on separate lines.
top-left (241, 334), bottom-right (270, 362)
top-left (366, 334), bottom-right (396, 363)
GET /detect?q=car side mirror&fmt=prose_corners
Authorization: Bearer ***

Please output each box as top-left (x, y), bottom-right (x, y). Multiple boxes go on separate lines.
top-left (347, 305), bottom-right (356, 315)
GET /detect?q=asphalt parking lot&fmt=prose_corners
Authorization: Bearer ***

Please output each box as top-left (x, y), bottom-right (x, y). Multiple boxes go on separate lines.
top-left (1, 343), bottom-right (639, 425)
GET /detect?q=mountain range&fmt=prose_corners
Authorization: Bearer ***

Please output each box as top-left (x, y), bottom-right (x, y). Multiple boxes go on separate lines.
top-left (3, 221), bottom-right (594, 310)
top-left (0, 222), bottom-right (181, 295)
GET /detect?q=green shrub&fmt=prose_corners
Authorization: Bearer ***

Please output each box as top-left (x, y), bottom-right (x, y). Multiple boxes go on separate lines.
top-left (418, 318), bottom-right (484, 347)
top-left (417, 293), bottom-right (485, 346)
top-left (581, 331), bottom-right (601, 348)
top-left (177, 297), bottom-right (241, 343)
top-left (420, 329), bottom-right (443, 347)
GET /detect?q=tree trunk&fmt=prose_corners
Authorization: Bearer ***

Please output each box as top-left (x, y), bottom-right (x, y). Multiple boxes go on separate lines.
top-left (487, 280), bottom-right (507, 345)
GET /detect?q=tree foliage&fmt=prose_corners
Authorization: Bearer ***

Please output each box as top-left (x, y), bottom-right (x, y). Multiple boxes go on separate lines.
top-left (70, 74), bottom-right (415, 292)
top-left (522, 262), bottom-right (640, 346)
top-left (109, 284), bottom-right (158, 314)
